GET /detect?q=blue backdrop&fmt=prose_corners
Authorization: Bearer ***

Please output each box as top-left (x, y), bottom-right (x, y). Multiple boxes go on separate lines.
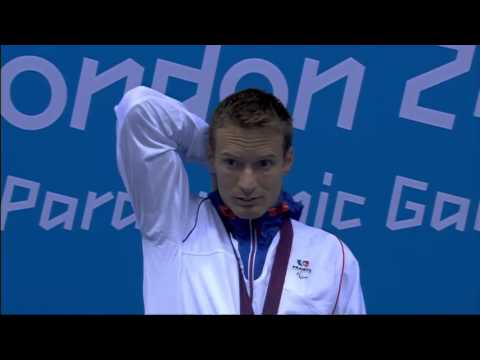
top-left (1, 45), bottom-right (479, 314)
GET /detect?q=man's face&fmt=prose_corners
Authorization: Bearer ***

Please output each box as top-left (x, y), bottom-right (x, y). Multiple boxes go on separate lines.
top-left (209, 124), bottom-right (293, 220)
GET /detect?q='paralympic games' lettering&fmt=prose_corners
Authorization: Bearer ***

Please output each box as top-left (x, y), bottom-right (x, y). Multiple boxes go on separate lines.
top-left (4, 173), bottom-right (477, 233)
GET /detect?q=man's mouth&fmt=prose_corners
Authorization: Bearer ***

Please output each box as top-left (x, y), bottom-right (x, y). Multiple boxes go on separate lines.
top-left (235, 196), bottom-right (261, 204)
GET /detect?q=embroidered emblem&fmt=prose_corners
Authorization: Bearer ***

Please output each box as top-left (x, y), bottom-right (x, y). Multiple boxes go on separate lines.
top-left (292, 259), bottom-right (312, 279)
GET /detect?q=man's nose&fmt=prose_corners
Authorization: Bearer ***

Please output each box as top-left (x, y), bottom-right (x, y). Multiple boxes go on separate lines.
top-left (238, 167), bottom-right (256, 196)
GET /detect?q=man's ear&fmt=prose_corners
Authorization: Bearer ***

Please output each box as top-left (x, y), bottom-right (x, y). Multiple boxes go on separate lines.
top-left (207, 146), bottom-right (218, 191)
top-left (207, 145), bottom-right (215, 172)
top-left (282, 146), bottom-right (294, 174)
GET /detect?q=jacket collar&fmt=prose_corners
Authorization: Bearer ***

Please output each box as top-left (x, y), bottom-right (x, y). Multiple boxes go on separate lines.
top-left (208, 190), bottom-right (303, 245)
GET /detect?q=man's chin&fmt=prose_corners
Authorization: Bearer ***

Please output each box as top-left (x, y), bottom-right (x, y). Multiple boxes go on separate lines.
top-left (231, 206), bottom-right (265, 220)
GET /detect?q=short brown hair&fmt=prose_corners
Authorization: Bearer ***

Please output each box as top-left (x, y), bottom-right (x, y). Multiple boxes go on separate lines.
top-left (209, 88), bottom-right (293, 156)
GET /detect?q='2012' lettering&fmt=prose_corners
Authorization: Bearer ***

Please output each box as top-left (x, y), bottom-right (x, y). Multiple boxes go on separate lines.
top-left (1, 45), bottom-right (478, 133)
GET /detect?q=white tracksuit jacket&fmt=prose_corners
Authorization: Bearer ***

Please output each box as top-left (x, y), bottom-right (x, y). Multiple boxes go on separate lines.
top-left (114, 86), bottom-right (366, 315)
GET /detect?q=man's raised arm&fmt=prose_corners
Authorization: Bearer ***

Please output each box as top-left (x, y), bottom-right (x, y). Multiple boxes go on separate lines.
top-left (115, 86), bottom-right (209, 245)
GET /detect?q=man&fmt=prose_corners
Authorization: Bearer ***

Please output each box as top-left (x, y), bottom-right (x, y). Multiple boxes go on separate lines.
top-left (114, 86), bottom-right (366, 314)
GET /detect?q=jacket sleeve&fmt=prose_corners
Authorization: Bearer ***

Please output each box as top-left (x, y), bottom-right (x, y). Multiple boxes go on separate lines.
top-left (333, 240), bottom-right (367, 314)
top-left (114, 86), bottom-right (209, 245)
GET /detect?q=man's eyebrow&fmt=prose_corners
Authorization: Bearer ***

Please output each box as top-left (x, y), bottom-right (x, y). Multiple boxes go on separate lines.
top-left (219, 152), bottom-right (239, 158)
top-left (220, 152), bottom-right (277, 159)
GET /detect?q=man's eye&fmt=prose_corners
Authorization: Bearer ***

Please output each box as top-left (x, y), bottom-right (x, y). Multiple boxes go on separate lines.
top-left (259, 160), bottom-right (273, 168)
top-left (224, 159), bottom-right (237, 167)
